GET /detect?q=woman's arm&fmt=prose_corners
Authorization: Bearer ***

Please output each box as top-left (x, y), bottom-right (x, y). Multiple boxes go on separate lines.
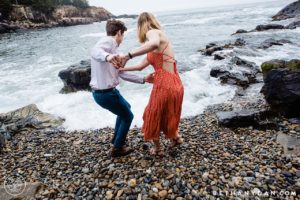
top-left (119, 57), bottom-right (150, 71)
top-left (121, 30), bottom-right (160, 63)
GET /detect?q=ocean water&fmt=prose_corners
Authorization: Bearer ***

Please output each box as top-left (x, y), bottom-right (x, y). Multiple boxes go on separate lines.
top-left (0, 0), bottom-right (299, 130)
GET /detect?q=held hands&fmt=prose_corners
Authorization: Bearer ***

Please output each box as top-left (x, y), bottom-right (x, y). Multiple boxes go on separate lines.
top-left (107, 53), bottom-right (129, 69)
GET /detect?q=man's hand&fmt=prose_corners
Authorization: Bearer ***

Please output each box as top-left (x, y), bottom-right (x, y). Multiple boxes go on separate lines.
top-left (107, 54), bottom-right (122, 69)
top-left (144, 73), bottom-right (155, 83)
top-left (118, 53), bottom-right (130, 68)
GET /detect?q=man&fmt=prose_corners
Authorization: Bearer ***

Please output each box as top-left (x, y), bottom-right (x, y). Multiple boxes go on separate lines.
top-left (90, 19), bottom-right (150, 157)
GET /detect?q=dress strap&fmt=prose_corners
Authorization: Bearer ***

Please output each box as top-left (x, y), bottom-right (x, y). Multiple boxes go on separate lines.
top-left (161, 42), bottom-right (176, 63)
top-left (162, 42), bottom-right (169, 53)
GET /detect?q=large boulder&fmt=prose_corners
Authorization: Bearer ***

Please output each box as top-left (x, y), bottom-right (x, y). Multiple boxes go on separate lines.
top-left (272, 0), bottom-right (300, 21)
top-left (58, 60), bottom-right (91, 93)
top-left (261, 60), bottom-right (300, 117)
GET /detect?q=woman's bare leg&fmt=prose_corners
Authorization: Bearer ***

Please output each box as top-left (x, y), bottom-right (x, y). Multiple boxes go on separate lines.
top-left (150, 140), bottom-right (164, 156)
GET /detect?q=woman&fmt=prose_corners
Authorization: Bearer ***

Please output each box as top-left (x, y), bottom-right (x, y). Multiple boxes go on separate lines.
top-left (119, 12), bottom-right (184, 156)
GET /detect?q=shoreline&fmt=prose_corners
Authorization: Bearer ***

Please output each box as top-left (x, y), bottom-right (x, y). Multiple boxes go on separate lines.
top-left (1, 104), bottom-right (300, 199)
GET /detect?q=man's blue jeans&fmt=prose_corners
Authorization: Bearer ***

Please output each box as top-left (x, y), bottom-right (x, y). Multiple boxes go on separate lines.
top-left (92, 89), bottom-right (133, 148)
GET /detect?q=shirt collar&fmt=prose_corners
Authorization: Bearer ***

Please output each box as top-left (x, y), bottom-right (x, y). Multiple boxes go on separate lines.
top-left (110, 36), bottom-right (118, 48)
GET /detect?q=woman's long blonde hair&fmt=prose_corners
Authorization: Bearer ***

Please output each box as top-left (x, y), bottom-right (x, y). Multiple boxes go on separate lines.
top-left (137, 12), bottom-right (161, 43)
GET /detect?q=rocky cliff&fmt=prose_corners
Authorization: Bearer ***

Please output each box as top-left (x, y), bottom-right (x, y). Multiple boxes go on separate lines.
top-left (0, 4), bottom-right (114, 33)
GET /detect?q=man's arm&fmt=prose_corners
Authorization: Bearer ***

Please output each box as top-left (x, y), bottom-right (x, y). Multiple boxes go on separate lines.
top-left (119, 57), bottom-right (150, 72)
top-left (91, 38), bottom-right (111, 62)
top-left (91, 38), bottom-right (122, 67)
top-left (119, 72), bottom-right (145, 84)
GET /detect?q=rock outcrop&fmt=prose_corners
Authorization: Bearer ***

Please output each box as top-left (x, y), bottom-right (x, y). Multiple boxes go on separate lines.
top-left (0, 104), bottom-right (65, 145)
top-left (261, 59), bottom-right (300, 117)
top-left (272, 0), bottom-right (300, 21)
top-left (58, 60), bottom-right (91, 93)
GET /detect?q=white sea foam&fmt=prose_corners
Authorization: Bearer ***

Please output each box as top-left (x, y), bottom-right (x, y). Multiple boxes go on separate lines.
top-left (79, 32), bottom-right (106, 38)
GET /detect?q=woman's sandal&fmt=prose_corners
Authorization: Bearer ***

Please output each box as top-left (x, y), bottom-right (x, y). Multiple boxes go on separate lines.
top-left (149, 147), bottom-right (164, 156)
top-left (169, 136), bottom-right (183, 149)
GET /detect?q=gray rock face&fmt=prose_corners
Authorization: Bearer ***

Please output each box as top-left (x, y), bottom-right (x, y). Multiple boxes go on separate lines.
top-left (272, 0), bottom-right (300, 21)
top-left (58, 60), bottom-right (91, 93)
top-left (261, 68), bottom-right (300, 117)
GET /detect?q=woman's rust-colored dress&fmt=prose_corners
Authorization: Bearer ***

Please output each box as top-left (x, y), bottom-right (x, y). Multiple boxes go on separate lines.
top-left (142, 43), bottom-right (184, 141)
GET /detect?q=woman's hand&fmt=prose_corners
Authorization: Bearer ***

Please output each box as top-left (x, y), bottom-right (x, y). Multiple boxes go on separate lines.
top-left (144, 73), bottom-right (155, 83)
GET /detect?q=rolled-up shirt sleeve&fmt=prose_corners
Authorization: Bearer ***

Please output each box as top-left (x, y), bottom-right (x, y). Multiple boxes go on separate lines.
top-left (119, 71), bottom-right (145, 84)
top-left (91, 38), bottom-right (112, 62)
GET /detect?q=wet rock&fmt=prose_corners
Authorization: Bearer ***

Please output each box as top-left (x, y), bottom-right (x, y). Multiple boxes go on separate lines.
top-left (210, 56), bottom-right (260, 88)
top-left (255, 24), bottom-right (285, 31)
top-left (206, 43), bottom-right (217, 49)
top-left (285, 20), bottom-right (300, 29)
top-left (233, 29), bottom-right (248, 34)
top-left (272, 0), bottom-right (300, 21)
top-left (58, 60), bottom-right (91, 93)
top-left (203, 46), bottom-right (223, 56)
top-left (258, 39), bottom-right (292, 49)
top-left (214, 53), bottom-right (226, 60)
top-left (230, 56), bottom-right (259, 72)
top-left (200, 39), bottom-right (246, 56)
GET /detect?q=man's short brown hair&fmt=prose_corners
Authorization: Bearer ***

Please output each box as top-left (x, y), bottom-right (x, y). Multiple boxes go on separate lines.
top-left (106, 19), bottom-right (127, 36)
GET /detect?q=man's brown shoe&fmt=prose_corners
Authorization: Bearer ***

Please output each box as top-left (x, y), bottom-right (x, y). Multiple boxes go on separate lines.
top-left (111, 146), bottom-right (134, 158)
